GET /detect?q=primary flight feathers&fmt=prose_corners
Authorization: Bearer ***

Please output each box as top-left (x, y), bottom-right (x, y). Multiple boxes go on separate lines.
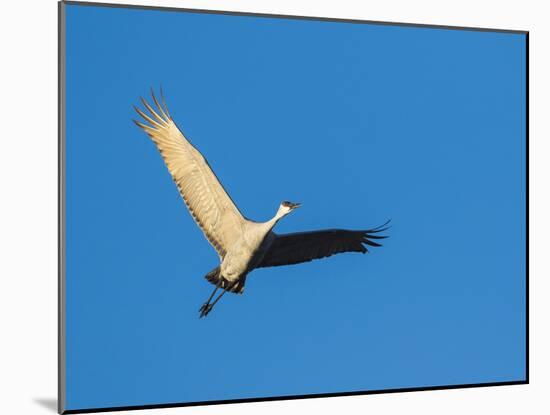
top-left (259, 224), bottom-right (390, 268)
top-left (134, 90), bottom-right (389, 317)
top-left (133, 91), bottom-right (245, 260)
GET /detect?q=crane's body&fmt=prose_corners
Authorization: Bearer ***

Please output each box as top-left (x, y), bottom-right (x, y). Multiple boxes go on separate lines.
top-left (134, 90), bottom-right (388, 317)
top-left (204, 204), bottom-right (294, 293)
top-left (214, 221), bottom-right (275, 291)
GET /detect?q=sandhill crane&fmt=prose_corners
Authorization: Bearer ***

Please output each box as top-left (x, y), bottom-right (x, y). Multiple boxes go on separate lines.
top-left (133, 90), bottom-right (389, 318)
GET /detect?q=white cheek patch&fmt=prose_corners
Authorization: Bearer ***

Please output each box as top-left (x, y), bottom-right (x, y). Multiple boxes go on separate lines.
top-left (276, 204), bottom-right (292, 219)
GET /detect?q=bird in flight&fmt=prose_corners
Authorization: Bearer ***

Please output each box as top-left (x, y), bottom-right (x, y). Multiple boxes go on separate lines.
top-left (134, 90), bottom-right (389, 318)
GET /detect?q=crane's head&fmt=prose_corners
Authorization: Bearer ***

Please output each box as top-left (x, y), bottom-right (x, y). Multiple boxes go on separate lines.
top-left (276, 201), bottom-right (301, 219)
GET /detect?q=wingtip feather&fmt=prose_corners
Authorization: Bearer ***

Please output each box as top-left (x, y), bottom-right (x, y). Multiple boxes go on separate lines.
top-left (159, 85), bottom-right (171, 118)
top-left (151, 87), bottom-right (170, 120)
top-left (140, 95), bottom-right (166, 125)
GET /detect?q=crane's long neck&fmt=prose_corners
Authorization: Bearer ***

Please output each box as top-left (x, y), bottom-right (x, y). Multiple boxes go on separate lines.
top-left (266, 205), bottom-right (290, 229)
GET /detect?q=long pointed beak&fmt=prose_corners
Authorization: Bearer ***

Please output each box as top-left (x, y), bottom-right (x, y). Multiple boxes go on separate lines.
top-left (290, 202), bottom-right (301, 209)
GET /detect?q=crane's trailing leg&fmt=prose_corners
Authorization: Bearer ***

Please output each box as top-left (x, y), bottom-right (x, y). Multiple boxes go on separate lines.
top-left (199, 284), bottom-right (219, 318)
top-left (199, 280), bottom-right (239, 318)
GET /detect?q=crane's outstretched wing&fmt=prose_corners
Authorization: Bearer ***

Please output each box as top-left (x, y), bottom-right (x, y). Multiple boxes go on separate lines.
top-left (257, 222), bottom-right (389, 268)
top-left (133, 91), bottom-right (246, 259)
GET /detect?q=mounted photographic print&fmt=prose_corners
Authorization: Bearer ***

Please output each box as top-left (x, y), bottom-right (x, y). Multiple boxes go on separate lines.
top-left (58, 1), bottom-right (528, 413)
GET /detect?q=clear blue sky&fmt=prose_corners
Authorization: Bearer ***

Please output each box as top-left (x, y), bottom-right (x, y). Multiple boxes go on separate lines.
top-left (64, 4), bottom-right (527, 411)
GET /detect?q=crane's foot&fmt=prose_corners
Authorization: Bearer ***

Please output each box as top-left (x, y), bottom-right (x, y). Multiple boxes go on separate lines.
top-left (199, 302), bottom-right (213, 318)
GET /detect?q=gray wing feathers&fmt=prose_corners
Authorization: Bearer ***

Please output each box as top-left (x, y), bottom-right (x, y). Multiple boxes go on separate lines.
top-left (258, 222), bottom-right (389, 268)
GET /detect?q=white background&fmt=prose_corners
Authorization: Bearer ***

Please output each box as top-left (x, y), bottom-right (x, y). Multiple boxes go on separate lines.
top-left (0, 0), bottom-right (544, 414)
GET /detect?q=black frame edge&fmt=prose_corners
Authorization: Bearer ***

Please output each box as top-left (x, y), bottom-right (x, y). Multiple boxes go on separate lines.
top-left (525, 31), bottom-right (530, 384)
top-left (58, 1), bottom-right (67, 414)
top-left (61, 0), bottom-right (528, 34)
top-left (62, 381), bottom-right (528, 414)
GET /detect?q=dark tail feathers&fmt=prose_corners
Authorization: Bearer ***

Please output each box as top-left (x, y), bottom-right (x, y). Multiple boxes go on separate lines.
top-left (204, 266), bottom-right (245, 293)
top-left (205, 267), bottom-right (221, 285)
